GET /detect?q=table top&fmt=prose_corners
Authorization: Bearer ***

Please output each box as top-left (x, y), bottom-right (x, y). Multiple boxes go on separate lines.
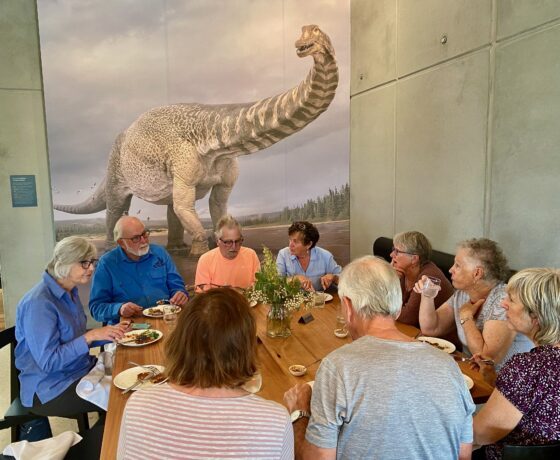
top-left (100, 296), bottom-right (494, 459)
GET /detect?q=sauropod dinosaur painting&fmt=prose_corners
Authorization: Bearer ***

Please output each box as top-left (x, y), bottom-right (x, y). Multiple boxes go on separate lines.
top-left (54, 24), bottom-right (338, 256)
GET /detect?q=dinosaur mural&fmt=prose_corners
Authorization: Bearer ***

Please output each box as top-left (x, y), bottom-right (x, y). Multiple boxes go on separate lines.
top-left (54, 24), bottom-right (338, 256)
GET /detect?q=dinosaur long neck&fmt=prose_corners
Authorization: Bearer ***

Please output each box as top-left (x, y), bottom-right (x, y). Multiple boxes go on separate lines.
top-left (198, 53), bottom-right (338, 156)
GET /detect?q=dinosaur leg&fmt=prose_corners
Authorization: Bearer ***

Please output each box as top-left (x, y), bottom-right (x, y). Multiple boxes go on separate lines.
top-left (172, 179), bottom-right (209, 256)
top-left (166, 204), bottom-right (188, 252)
top-left (209, 158), bottom-right (239, 228)
top-left (105, 193), bottom-right (132, 249)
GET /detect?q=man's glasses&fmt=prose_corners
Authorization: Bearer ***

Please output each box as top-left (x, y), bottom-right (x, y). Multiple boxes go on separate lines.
top-left (219, 237), bottom-right (244, 247)
top-left (80, 259), bottom-right (99, 269)
top-left (391, 247), bottom-right (416, 256)
top-left (122, 230), bottom-right (150, 243)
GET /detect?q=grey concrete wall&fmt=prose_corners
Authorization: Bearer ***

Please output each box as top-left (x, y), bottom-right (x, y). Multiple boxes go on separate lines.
top-left (351, 0), bottom-right (560, 270)
top-left (0, 0), bottom-right (55, 327)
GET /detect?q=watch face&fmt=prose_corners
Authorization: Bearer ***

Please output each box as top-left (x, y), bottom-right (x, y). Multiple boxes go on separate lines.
top-left (290, 410), bottom-right (302, 423)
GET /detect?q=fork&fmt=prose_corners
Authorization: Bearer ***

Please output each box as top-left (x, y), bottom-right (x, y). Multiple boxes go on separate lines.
top-left (128, 361), bottom-right (160, 374)
top-left (453, 355), bottom-right (495, 365)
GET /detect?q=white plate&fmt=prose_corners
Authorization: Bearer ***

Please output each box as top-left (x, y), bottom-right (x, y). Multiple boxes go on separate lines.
top-left (119, 329), bottom-right (163, 347)
top-left (324, 293), bottom-right (333, 302)
top-left (242, 372), bottom-right (262, 393)
top-left (113, 365), bottom-right (166, 391)
top-left (249, 300), bottom-right (258, 308)
top-left (463, 374), bottom-right (474, 390)
top-left (143, 305), bottom-right (181, 318)
top-left (417, 336), bottom-right (456, 354)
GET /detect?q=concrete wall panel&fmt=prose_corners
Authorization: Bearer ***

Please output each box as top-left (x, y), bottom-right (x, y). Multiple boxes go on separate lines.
top-left (395, 52), bottom-right (489, 252)
top-left (497, 0), bottom-right (560, 40)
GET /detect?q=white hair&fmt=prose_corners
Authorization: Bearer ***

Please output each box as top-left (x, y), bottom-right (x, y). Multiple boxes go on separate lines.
top-left (338, 255), bottom-right (402, 319)
top-left (46, 236), bottom-right (97, 280)
top-left (215, 215), bottom-right (242, 239)
top-left (114, 216), bottom-right (143, 240)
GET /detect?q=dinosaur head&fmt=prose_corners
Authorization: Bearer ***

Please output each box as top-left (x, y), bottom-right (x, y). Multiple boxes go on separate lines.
top-left (295, 25), bottom-right (335, 59)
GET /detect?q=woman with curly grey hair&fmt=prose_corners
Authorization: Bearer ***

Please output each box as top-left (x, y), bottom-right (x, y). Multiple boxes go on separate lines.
top-left (416, 238), bottom-right (533, 370)
top-left (15, 236), bottom-right (129, 420)
top-left (473, 268), bottom-right (560, 459)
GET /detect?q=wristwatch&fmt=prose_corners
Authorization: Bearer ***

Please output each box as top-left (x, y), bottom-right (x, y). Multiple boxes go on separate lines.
top-left (460, 316), bottom-right (473, 325)
top-left (290, 409), bottom-right (311, 423)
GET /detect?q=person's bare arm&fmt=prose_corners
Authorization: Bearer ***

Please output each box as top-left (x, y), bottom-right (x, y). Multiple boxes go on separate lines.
top-left (474, 389), bottom-right (522, 445)
top-left (415, 276), bottom-right (455, 336)
top-left (459, 443), bottom-right (472, 460)
top-left (461, 316), bottom-right (515, 363)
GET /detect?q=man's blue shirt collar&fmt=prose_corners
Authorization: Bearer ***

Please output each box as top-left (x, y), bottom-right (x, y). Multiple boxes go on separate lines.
top-left (117, 245), bottom-right (154, 263)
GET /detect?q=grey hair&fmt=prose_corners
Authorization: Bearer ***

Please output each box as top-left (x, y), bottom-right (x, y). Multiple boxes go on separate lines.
top-left (457, 238), bottom-right (510, 282)
top-left (338, 255), bottom-right (402, 320)
top-left (393, 231), bottom-right (432, 265)
top-left (215, 215), bottom-right (242, 240)
top-left (46, 236), bottom-right (97, 280)
top-left (113, 216), bottom-right (142, 240)
top-left (507, 268), bottom-right (560, 346)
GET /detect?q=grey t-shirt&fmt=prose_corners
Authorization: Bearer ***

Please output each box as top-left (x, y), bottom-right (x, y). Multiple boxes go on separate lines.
top-left (450, 283), bottom-right (533, 369)
top-left (306, 335), bottom-right (475, 460)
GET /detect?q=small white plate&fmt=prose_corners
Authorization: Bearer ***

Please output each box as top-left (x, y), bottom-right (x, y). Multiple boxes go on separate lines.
top-left (324, 293), bottom-right (333, 302)
top-left (143, 305), bottom-right (181, 318)
top-left (463, 374), bottom-right (474, 390)
top-left (417, 336), bottom-right (456, 354)
top-left (119, 329), bottom-right (163, 347)
top-left (242, 372), bottom-right (262, 393)
top-left (113, 365), bottom-right (166, 391)
top-left (249, 300), bottom-right (258, 308)
top-left (289, 364), bottom-right (307, 376)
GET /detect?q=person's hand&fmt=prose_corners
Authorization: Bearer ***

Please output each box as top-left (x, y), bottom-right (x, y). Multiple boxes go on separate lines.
top-left (320, 274), bottom-right (337, 290)
top-left (170, 291), bottom-right (188, 306)
top-left (119, 302), bottom-right (143, 317)
top-left (459, 298), bottom-right (485, 321)
top-left (295, 275), bottom-right (314, 292)
top-left (283, 383), bottom-right (312, 413)
top-left (391, 261), bottom-right (406, 279)
top-left (83, 323), bottom-right (129, 344)
top-left (413, 276), bottom-right (429, 295)
top-left (470, 353), bottom-right (497, 386)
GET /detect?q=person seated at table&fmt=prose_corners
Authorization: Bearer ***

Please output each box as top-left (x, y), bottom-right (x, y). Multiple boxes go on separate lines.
top-left (194, 215), bottom-right (260, 291)
top-left (89, 216), bottom-right (188, 324)
top-left (473, 268), bottom-right (560, 459)
top-left (390, 230), bottom-right (454, 328)
top-left (117, 288), bottom-right (293, 459)
top-left (416, 238), bottom-right (533, 370)
top-left (284, 256), bottom-right (475, 460)
top-left (276, 221), bottom-right (341, 292)
top-left (15, 236), bottom-right (129, 421)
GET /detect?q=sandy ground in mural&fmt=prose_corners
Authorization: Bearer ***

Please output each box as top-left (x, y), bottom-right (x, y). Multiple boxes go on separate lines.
top-left (78, 220), bottom-right (349, 317)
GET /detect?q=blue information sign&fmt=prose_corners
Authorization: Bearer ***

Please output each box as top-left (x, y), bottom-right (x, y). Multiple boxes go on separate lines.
top-left (10, 175), bottom-right (38, 207)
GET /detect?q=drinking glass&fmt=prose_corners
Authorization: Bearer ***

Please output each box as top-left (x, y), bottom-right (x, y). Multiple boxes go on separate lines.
top-left (422, 276), bottom-right (441, 299)
top-left (104, 352), bottom-right (114, 376)
top-left (163, 305), bottom-right (178, 331)
top-left (334, 303), bottom-right (348, 338)
top-left (313, 292), bottom-right (326, 309)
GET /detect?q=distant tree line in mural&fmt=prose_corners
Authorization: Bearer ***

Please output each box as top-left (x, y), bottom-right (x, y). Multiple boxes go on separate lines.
top-left (55, 184), bottom-right (349, 239)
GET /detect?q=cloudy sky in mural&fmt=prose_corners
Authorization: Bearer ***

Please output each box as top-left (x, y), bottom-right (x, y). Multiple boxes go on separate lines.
top-left (38, 0), bottom-right (349, 221)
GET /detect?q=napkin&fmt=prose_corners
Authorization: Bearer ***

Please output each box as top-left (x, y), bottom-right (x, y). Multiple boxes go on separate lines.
top-left (3, 431), bottom-right (82, 460)
top-left (75, 351), bottom-right (112, 410)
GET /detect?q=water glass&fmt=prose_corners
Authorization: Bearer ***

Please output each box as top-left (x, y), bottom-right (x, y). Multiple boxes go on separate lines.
top-left (313, 292), bottom-right (326, 308)
top-left (334, 303), bottom-right (348, 338)
top-left (163, 305), bottom-right (178, 331)
top-left (422, 276), bottom-right (441, 299)
top-left (104, 352), bottom-right (114, 376)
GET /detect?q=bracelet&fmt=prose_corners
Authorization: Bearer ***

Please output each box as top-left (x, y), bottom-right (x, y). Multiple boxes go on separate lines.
top-left (460, 316), bottom-right (473, 325)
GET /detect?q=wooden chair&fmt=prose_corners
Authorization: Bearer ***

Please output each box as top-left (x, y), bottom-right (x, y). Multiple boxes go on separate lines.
top-left (502, 442), bottom-right (560, 460)
top-left (0, 326), bottom-right (90, 442)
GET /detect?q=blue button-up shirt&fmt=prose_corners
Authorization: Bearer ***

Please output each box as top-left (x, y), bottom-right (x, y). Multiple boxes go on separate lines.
top-left (89, 244), bottom-right (187, 324)
top-left (276, 246), bottom-right (342, 291)
top-left (15, 272), bottom-right (94, 407)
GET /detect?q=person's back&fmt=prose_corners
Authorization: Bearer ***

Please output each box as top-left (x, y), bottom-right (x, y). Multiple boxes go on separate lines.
top-left (118, 384), bottom-right (293, 459)
top-left (307, 335), bottom-right (474, 460)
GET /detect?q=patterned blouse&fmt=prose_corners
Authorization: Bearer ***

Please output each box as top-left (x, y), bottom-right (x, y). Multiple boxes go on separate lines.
top-left (486, 345), bottom-right (560, 460)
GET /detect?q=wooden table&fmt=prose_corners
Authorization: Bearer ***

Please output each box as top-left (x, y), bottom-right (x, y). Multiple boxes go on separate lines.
top-left (100, 296), bottom-right (493, 459)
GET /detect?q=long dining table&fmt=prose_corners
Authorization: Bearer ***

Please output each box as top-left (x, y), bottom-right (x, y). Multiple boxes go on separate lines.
top-left (100, 295), bottom-right (494, 459)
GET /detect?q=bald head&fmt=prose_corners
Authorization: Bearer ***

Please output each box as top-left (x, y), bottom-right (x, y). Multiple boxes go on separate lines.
top-left (114, 216), bottom-right (144, 241)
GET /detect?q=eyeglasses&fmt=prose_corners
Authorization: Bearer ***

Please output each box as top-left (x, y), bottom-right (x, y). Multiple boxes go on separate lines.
top-left (80, 259), bottom-right (99, 269)
top-left (219, 237), bottom-right (244, 247)
top-left (391, 247), bottom-right (416, 256)
top-left (122, 230), bottom-right (150, 243)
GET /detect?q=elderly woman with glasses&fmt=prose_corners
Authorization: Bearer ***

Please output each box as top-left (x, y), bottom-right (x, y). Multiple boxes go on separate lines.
top-left (415, 238), bottom-right (533, 370)
top-left (390, 231), bottom-right (454, 328)
top-left (276, 221), bottom-right (342, 291)
top-left (118, 288), bottom-right (293, 458)
top-left (473, 268), bottom-right (560, 459)
top-left (15, 236), bottom-right (129, 418)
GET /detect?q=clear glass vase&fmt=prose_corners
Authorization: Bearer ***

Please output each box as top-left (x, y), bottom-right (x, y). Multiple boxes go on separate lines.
top-left (266, 303), bottom-right (292, 338)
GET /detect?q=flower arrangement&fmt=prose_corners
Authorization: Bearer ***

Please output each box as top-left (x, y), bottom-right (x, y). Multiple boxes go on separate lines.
top-left (247, 247), bottom-right (311, 312)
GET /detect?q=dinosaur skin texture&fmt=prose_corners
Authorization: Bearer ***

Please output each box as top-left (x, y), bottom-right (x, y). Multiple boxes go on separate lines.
top-left (54, 25), bottom-right (339, 256)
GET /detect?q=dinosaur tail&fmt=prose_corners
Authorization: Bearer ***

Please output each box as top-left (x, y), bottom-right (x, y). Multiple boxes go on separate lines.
top-left (53, 176), bottom-right (107, 214)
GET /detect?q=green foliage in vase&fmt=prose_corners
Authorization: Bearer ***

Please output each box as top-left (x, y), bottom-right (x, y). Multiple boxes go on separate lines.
top-left (247, 247), bottom-right (311, 311)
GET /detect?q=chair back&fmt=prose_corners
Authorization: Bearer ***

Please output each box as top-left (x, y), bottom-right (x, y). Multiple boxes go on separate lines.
top-left (503, 442), bottom-right (560, 460)
top-left (0, 327), bottom-right (20, 402)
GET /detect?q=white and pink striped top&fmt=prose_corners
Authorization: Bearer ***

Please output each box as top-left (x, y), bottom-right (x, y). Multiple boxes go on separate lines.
top-left (117, 384), bottom-right (294, 459)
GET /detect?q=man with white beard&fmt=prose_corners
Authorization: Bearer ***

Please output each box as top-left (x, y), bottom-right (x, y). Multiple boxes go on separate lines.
top-left (89, 216), bottom-right (188, 324)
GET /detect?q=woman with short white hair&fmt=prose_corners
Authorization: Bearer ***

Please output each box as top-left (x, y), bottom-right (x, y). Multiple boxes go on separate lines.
top-left (15, 236), bottom-right (129, 418)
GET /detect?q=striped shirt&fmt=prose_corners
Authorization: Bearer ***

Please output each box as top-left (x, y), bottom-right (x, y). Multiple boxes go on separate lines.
top-left (117, 384), bottom-right (294, 459)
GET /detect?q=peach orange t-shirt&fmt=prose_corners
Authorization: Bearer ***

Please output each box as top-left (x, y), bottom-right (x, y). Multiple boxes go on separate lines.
top-left (195, 247), bottom-right (260, 290)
